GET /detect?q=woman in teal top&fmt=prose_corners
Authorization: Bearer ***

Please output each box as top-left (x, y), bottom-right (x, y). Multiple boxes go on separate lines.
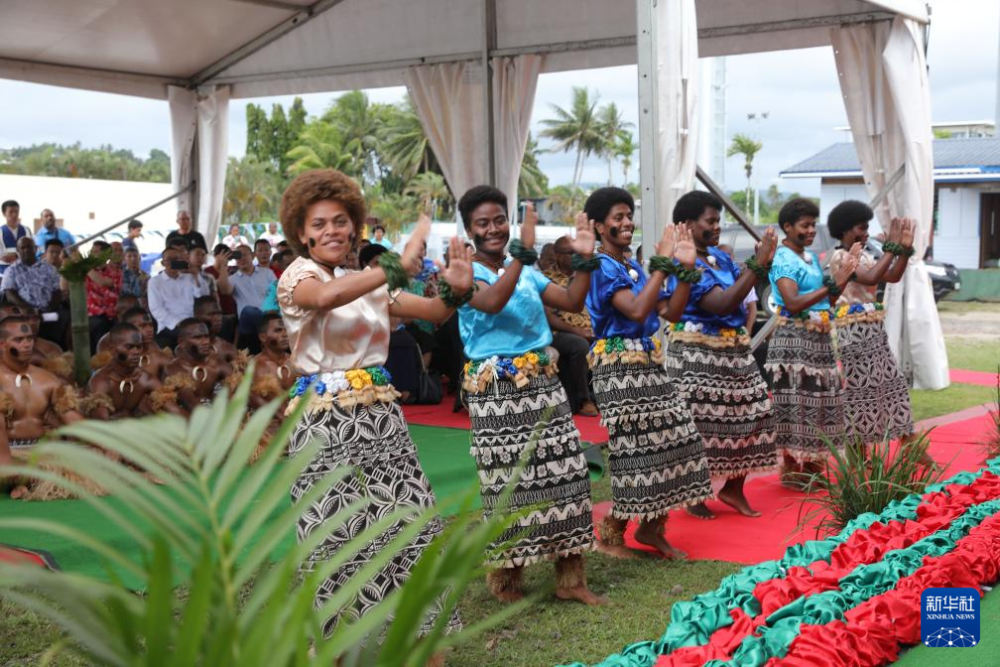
top-left (456, 186), bottom-right (606, 607)
top-left (764, 198), bottom-right (858, 488)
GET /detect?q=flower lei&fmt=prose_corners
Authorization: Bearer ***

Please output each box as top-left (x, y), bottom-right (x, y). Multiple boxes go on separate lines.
top-left (778, 307), bottom-right (833, 333)
top-left (588, 335), bottom-right (663, 367)
top-left (834, 301), bottom-right (884, 320)
top-left (462, 349), bottom-right (556, 393)
top-left (286, 365), bottom-right (400, 413)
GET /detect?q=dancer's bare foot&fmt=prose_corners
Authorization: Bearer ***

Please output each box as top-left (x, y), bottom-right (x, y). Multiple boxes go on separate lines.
top-left (633, 521), bottom-right (686, 560)
top-left (555, 585), bottom-right (610, 605)
top-left (595, 540), bottom-right (638, 559)
top-left (9, 484), bottom-right (28, 500)
top-left (717, 485), bottom-right (761, 518)
top-left (578, 400), bottom-right (599, 417)
top-left (685, 502), bottom-right (716, 520)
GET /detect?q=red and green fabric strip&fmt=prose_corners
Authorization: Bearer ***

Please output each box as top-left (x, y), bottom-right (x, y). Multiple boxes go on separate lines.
top-left (558, 460), bottom-right (1000, 667)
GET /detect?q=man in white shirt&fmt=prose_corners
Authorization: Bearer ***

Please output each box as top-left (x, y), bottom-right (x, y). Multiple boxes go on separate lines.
top-left (216, 244), bottom-right (275, 353)
top-left (258, 222), bottom-right (283, 248)
top-left (147, 245), bottom-right (211, 350)
top-left (221, 224), bottom-right (250, 251)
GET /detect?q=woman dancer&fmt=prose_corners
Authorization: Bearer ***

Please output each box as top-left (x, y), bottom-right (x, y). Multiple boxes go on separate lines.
top-left (664, 191), bottom-right (777, 519)
top-left (583, 187), bottom-right (713, 559)
top-left (456, 185), bottom-right (604, 605)
top-left (827, 201), bottom-right (915, 446)
top-left (766, 198), bottom-right (859, 486)
top-left (276, 169), bottom-right (474, 640)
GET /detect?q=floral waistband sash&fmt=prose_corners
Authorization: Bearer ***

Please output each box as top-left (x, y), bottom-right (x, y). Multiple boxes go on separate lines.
top-left (588, 335), bottom-right (664, 367)
top-left (286, 365), bottom-right (400, 412)
top-left (462, 349), bottom-right (557, 394)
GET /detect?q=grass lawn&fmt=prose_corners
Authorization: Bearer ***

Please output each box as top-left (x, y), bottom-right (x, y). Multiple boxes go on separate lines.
top-left (911, 383), bottom-right (996, 423)
top-left (946, 338), bottom-right (1000, 375)
top-left (937, 300), bottom-right (1000, 314)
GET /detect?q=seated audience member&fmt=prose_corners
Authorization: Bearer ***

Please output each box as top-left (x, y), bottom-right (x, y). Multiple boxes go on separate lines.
top-left (189, 245), bottom-right (219, 303)
top-left (122, 308), bottom-right (173, 379)
top-left (193, 296), bottom-right (239, 366)
top-left (222, 224), bottom-right (250, 251)
top-left (85, 241), bottom-right (124, 354)
top-left (370, 223), bottom-right (392, 249)
top-left (206, 244), bottom-right (238, 339)
top-left (86, 323), bottom-right (181, 420)
top-left (121, 247), bottom-right (150, 305)
top-left (166, 210), bottom-right (207, 251)
top-left (0, 315), bottom-right (84, 499)
top-left (259, 221), bottom-right (284, 249)
top-left (122, 219), bottom-right (143, 253)
top-left (18, 306), bottom-right (73, 383)
top-left (163, 318), bottom-right (232, 412)
top-left (215, 244), bottom-right (275, 354)
top-left (0, 200), bottom-right (32, 274)
top-left (93, 295), bottom-right (141, 352)
top-left (358, 243), bottom-right (422, 402)
top-left (253, 238), bottom-right (272, 268)
top-left (270, 249), bottom-right (293, 278)
top-left (1, 236), bottom-right (65, 347)
top-left (543, 236), bottom-right (598, 416)
top-left (147, 245), bottom-right (210, 350)
top-left (539, 242), bottom-right (556, 273)
top-left (33, 209), bottom-right (76, 258)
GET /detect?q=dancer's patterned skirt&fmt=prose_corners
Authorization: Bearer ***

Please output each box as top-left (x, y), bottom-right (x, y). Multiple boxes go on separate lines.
top-left (591, 359), bottom-right (712, 520)
top-left (665, 339), bottom-right (777, 478)
top-left (289, 399), bottom-right (460, 636)
top-left (466, 372), bottom-right (594, 568)
top-left (835, 317), bottom-right (913, 442)
top-left (764, 321), bottom-right (846, 463)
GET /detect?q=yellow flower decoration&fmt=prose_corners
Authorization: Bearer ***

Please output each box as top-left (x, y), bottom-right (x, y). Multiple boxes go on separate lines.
top-left (513, 357), bottom-right (526, 369)
top-left (526, 352), bottom-right (539, 365)
top-left (594, 340), bottom-right (606, 353)
top-left (350, 379), bottom-right (365, 390)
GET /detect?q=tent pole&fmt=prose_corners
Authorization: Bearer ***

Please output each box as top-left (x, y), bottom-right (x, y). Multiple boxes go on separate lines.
top-left (636, 0), bottom-right (657, 264)
top-left (482, 0), bottom-right (497, 188)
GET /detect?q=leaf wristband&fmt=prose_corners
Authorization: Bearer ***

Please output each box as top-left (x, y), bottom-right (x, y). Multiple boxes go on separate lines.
top-left (508, 239), bottom-right (538, 265)
top-left (745, 256), bottom-right (772, 283)
top-left (823, 275), bottom-right (842, 298)
top-left (438, 281), bottom-right (477, 309)
top-left (883, 241), bottom-right (915, 257)
top-left (377, 251), bottom-right (410, 291)
top-left (650, 255), bottom-right (701, 284)
top-left (571, 253), bottom-right (600, 272)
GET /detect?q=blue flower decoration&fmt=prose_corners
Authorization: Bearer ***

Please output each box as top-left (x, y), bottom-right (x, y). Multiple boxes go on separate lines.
top-left (314, 381), bottom-right (327, 395)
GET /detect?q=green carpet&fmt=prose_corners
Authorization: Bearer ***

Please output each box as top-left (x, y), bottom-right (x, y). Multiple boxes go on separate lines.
top-left (0, 425), bottom-right (603, 588)
top-left (894, 587), bottom-right (1000, 666)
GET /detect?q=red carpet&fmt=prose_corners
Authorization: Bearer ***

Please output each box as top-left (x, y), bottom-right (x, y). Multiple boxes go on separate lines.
top-left (0, 543), bottom-right (59, 570)
top-left (401, 403), bottom-right (609, 443)
top-left (950, 368), bottom-right (998, 388)
top-left (593, 411), bottom-right (997, 565)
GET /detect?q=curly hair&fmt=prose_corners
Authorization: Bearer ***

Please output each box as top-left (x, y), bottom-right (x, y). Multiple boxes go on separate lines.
top-left (673, 191), bottom-right (722, 223)
top-left (280, 169), bottom-right (367, 257)
top-left (584, 187), bottom-right (634, 225)
top-left (458, 185), bottom-right (507, 231)
top-left (827, 200), bottom-right (873, 239)
top-left (777, 197), bottom-right (820, 232)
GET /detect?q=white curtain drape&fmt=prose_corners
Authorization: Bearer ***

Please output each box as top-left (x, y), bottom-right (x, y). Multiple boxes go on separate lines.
top-left (654, 0), bottom-right (700, 227)
top-left (405, 62), bottom-right (487, 234)
top-left (831, 18), bottom-right (948, 390)
top-left (492, 55), bottom-right (544, 221)
top-left (168, 84), bottom-right (230, 245)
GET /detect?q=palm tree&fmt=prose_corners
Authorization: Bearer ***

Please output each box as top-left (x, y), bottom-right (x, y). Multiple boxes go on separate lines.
top-left (379, 98), bottom-right (437, 183)
top-left (518, 134), bottom-right (549, 199)
top-left (727, 133), bottom-right (763, 215)
top-left (285, 120), bottom-right (351, 177)
top-left (404, 172), bottom-right (452, 218)
top-left (223, 155), bottom-right (281, 225)
top-left (614, 131), bottom-right (638, 187)
top-left (597, 103), bottom-right (632, 185)
top-left (539, 87), bottom-right (603, 191)
top-left (546, 184), bottom-right (585, 224)
top-left (323, 91), bottom-right (382, 187)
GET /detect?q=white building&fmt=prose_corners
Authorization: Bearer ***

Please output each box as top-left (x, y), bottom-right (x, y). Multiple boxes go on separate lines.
top-left (780, 137), bottom-right (1000, 269)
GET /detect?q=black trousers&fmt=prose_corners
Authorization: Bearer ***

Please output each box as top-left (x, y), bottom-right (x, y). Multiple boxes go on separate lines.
top-left (551, 331), bottom-right (593, 413)
top-left (88, 315), bottom-right (115, 355)
top-left (155, 327), bottom-right (179, 352)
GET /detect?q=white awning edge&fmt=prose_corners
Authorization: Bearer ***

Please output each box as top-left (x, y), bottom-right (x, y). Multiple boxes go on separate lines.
top-left (0, 57), bottom-right (177, 100)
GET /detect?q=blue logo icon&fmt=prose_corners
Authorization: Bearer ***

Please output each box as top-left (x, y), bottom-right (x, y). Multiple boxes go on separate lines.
top-left (921, 587), bottom-right (980, 647)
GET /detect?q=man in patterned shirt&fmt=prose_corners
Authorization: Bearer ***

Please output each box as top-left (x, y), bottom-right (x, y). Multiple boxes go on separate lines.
top-left (0, 237), bottom-right (65, 347)
top-left (543, 236), bottom-right (598, 417)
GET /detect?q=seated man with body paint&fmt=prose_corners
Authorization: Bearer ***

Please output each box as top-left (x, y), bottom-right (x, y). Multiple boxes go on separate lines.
top-left (162, 318), bottom-right (232, 413)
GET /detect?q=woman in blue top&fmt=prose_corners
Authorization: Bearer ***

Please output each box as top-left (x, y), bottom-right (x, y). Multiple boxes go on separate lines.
top-left (583, 187), bottom-right (712, 561)
top-left (765, 198), bottom-right (858, 487)
top-left (664, 191), bottom-right (777, 520)
top-left (456, 186), bottom-right (606, 606)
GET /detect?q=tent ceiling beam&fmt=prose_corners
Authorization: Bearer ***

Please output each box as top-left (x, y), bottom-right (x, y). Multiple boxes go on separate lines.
top-left (188, 0), bottom-right (349, 88)
top-left (230, 0), bottom-right (311, 12)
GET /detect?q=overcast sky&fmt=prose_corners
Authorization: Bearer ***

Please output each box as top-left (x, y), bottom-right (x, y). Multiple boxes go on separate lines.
top-left (0, 0), bottom-right (996, 197)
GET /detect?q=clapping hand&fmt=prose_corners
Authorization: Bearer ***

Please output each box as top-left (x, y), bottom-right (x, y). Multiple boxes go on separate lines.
top-left (673, 224), bottom-right (697, 268)
top-left (755, 227), bottom-right (778, 265)
top-left (401, 213), bottom-right (432, 276)
top-left (519, 202), bottom-right (538, 250)
top-left (439, 236), bottom-right (473, 295)
top-left (900, 218), bottom-right (916, 249)
top-left (833, 242), bottom-right (861, 285)
top-left (655, 223), bottom-right (678, 258)
top-left (887, 217), bottom-right (902, 245)
top-left (570, 212), bottom-right (596, 255)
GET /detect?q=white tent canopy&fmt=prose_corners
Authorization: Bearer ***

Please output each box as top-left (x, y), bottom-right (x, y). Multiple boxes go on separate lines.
top-left (0, 0), bottom-right (946, 389)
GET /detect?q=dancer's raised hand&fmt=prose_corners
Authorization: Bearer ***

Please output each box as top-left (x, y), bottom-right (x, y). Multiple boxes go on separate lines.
top-left (519, 202), bottom-right (537, 250)
top-left (756, 226), bottom-right (778, 265)
top-left (887, 217), bottom-right (902, 245)
top-left (439, 236), bottom-right (474, 295)
top-left (571, 211), bottom-right (596, 255)
top-left (401, 213), bottom-right (431, 276)
top-left (674, 224), bottom-right (697, 268)
top-left (655, 223), bottom-right (678, 258)
top-left (900, 218), bottom-right (916, 249)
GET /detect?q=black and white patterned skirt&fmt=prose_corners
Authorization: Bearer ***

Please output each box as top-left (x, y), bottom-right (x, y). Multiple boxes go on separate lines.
top-left (466, 372), bottom-right (595, 568)
top-left (764, 321), bottom-right (846, 462)
top-left (835, 317), bottom-right (913, 442)
top-left (289, 399), bottom-right (460, 637)
top-left (591, 358), bottom-right (713, 521)
top-left (665, 339), bottom-right (777, 478)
